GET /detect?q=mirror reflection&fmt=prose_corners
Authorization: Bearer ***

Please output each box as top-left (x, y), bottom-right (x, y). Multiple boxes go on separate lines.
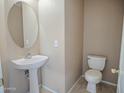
top-left (7, 2), bottom-right (38, 48)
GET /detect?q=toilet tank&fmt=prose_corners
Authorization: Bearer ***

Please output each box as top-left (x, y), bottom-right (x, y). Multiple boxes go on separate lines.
top-left (88, 55), bottom-right (106, 71)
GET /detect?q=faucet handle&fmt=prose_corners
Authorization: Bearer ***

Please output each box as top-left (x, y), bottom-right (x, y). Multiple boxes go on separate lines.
top-left (25, 53), bottom-right (32, 59)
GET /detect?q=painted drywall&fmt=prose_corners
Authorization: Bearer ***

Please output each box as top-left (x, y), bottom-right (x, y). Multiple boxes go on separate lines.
top-left (65, 0), bottom-right (84, 92)
top-left (39, 0), bottom-right (84, 93)
top-left (39, 0), bottom-right (65, 93)
top-left (0, 0), bottom-right (9, 92)
top-left (83, 0), bottom-right (124, 83)
top-left (0, 0), bottom-right (40, 93)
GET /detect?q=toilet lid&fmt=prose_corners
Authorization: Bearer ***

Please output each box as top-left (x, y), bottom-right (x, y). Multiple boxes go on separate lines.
top-left (85, 69), bottom-right (102, 83)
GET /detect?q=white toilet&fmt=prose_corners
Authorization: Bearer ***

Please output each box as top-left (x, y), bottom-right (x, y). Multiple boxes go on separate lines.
top-left (85, 55), bottom-right (106, 93)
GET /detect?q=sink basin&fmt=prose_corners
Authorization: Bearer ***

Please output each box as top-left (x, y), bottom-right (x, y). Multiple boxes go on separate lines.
top-left (12, 55), bottom-right (48, 70)
top-left (11, 55), bottom-right (48, 93)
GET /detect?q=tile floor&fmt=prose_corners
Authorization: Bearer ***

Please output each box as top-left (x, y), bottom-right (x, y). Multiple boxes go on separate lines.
top-left (41, 78), bottom-right (117, 93)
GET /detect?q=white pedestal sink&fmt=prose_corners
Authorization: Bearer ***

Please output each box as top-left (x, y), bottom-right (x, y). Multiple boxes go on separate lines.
top-left (11, 55), bottom-right (48, 93)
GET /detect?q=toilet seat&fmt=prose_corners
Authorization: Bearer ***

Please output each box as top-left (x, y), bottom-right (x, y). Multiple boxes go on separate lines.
top-left (85, 69), bottom-right (102, 84)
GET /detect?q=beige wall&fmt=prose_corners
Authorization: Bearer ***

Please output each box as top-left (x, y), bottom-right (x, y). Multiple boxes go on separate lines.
top-left (39, 0), bottom-right (65, 93)
top-left (0, 0), bottom-right (40, 93)
top-left (39, 0), bottom-right (84, 93)
top-left (0, 0), bottom-right (9, 90)
top-left (65, 0), bottom-right (84, 92)
top-left (83, 0), bottom-right (124, 83)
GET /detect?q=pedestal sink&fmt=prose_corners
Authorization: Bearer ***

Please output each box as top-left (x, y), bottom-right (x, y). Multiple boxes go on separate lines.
top-left (11, 55), bottom-right (48, 93)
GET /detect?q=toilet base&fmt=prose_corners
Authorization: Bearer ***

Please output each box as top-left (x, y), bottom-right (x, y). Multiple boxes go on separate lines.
top-left (87, 82), bottom-right (96, 93)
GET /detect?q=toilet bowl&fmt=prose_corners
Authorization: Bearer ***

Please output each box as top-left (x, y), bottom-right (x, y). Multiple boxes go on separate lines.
top-left (85, 55), bottom-right (106, 93)
top-left (85, 70), bottom-right (102, 93)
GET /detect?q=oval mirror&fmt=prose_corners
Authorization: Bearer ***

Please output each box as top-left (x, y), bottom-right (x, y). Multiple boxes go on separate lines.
top-left (7, 1), bottom-right (38, 48)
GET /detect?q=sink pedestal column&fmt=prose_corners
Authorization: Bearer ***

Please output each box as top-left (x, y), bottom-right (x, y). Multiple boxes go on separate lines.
top-left (29, 69), bottom-right (39, 93)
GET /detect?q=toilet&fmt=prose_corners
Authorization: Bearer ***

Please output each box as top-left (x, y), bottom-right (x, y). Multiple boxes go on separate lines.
top-left (85, 55), bottom-right (106, 93)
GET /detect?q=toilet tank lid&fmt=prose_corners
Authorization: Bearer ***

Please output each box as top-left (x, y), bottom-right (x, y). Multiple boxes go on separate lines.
top-left (88, 55), bottom-right (106, 60)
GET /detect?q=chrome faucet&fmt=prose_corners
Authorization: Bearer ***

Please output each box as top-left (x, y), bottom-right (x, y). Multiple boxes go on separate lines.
top-left (25, 53), bottom-right (32, 59)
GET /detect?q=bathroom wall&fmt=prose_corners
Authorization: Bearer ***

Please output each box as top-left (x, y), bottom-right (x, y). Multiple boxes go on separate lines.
top-left (0, 0), bottom-right (9, 91)
top-left (39, 0), bottom-right (65, 93)
top-left (65, 0), bottom-right (84, 92)
top-left (0, 0), bottom-right (40, 93)
top-left (39, 0), bottom-right (84, 93)
top-left (83, 0), bottom-right (124, 83)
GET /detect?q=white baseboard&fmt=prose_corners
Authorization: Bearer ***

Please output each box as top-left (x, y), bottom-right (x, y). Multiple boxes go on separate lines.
top-left (101, 80), bottom-right (117, 87)
top-left (41, 76), bottom-right (82, 93)
top-left (82, 75), bottom-right (117, 87)
top-left (41, 85), bottom-right (58, 93)
top-left (41, 75), bottom-right (116, 93)
top-left (67, 76), bottom-right (82, 93)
